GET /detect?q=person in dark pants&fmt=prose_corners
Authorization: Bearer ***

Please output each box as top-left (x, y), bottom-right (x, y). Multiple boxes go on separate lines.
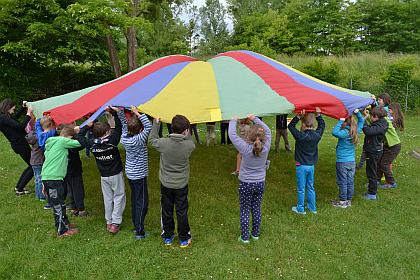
top-left (149, 115), bottom-right (195, 248)
top-left (41, 126), bottom-right (82, 237)
top-left (275, 114), bottom-right (291, 152)
top-left (220, 120), bottom-right (231, 144)
top-left (190, 124), bottom-right (200, 144)
top-left (117, 106), bottom-right (152, 240)
top-left (0, 99), bottom-right (33, 195)
top-left (362, 107), bottom-right (388, 200)
top-left (65, 146), bottom-right (87, 216)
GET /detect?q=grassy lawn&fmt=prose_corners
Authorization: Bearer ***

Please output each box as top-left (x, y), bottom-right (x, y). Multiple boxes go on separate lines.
top-left (0, 116), bottom-right (419, 279)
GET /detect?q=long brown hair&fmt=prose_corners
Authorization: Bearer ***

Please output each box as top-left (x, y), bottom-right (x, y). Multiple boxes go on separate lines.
top-left (248, 125), bottom-right (266, 157)
top-left (389, 102), bottom-right (404, 131)
top-left (342, 116), bottom-right (358, 145)
top-left (378, 93), bottom-right (391, 107)
top-left (0, 99), bottom-right (15, 115)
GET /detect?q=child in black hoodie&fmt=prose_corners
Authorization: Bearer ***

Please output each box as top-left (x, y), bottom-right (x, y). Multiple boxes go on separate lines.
top-left (362, 107), bottom-right (388, 200)
top-left (76, 107), bottom-right (125, 234)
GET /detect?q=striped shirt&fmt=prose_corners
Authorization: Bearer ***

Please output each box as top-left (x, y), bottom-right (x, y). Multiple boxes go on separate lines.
top-left (119, 113), bottom-right (152, 180)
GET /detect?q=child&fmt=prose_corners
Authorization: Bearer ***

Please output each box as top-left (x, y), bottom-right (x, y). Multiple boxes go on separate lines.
top-left (41, 125), bottom-right (82, 237)
top-left (118, 106), bottom-right (152, 240)
top-left (25, 119), bottom-right (50, 208)
top-left (362, 107), bottom-right (388, 200)
top-left (331, 109), bottom-right (364, 208)
top-left (275, 114), bottom-right (291, 152)
top-left (205, 122), bottom-right (216, 146)
top-left (378, 102), bottom-right (403, 189)
top-left (76, 107), bottom-right (126, 234)
top-left (35, 116), bottom-right (57, 150)
top-left (232, 118), bottom-right (251, 176)
top-left (288, 107), bottom-right (325, 214)
top-left (65, 143), bottom-right (87, 217)
top-left (149, 115), bottom-right (195, 248)
top-left (228, 115), bottom-right (271, 244)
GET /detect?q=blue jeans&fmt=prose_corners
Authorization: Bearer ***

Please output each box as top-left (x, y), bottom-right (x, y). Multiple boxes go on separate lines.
top-left (336, 162), bottom-right (356, 201)
top-left (296, 165), bottom-right (316, 212)
top-left (32, 165), bottom-right (45, 200)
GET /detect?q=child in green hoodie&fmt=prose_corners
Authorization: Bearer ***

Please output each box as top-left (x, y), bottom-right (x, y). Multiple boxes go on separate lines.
top-left (41, 125), bottom-right (81, 237)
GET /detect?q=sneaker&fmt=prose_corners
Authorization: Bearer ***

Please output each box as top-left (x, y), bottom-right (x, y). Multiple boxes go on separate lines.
top-left (15, 189), bottom-right (30, 196)
top-left (58, 228), bottom-right (79, 238)
top-left (106, 224), bottom-right (112, 231)
top-left (238, 236), bottom-right (250, 244)
top-left (43, 204), bottom-right (52, 210)
top-left (135, 232), bottom-right (148, 240)
top-left (379, 182), bottom-right (397, 189)
top-left (363, 193), bottom-right (377, 200)
top-left (251, 235), bottom-right (259, 241)
top-left (180, 238), bottom-right (192, 248)
top-left (331, 200), bottom-right (347, 208)
top-left (39, 199), bottom-right (46, 202)
top-left (163, 235), bottom-right (175, 246)
top-left (346, 200), bottom-right (352, 207)
top-left (308, 209), bottom-right (318, 214)
top-left (77, 210), bottom-right (88, 217)
top-left (291, 206), bottom-right (306, 215)
top-left (108, 224), bottom-right (120, 234)
top-left (231, 170), bottom-right (239, 176)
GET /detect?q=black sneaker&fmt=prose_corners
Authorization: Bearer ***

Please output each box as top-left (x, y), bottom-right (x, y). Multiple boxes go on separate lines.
top-left (15, 189), bottom-right (30, 196)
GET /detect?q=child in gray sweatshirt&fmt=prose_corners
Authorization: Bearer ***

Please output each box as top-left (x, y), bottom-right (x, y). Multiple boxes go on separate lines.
top-left (149, 115), bottom-right (195, 248)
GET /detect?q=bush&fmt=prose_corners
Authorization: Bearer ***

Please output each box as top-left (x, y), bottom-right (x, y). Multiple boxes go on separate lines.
top-left (382, 59), bottom-right (418, 111)
top-left (300, 58), bottom-right (340, 84)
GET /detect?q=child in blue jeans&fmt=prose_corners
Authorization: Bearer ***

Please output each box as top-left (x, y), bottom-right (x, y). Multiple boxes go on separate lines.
top-left (25, 120), bottom-right (49, 208)
top-left (228, 115), bottom-right (271, 243)
top-left (288, 107), bottom-right (325, 214)
top-left (331, 109), bottom-right (364, 208)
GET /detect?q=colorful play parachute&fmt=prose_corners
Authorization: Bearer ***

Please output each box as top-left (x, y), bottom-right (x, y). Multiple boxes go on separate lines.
top-left (28, 50), bottom-right (374, 125)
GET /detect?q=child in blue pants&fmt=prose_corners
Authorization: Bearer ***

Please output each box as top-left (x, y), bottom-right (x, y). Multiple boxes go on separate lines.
top-left (331, 109), bottom-right (364, 208)
top-left (288, 108), bottom-right (325, 214)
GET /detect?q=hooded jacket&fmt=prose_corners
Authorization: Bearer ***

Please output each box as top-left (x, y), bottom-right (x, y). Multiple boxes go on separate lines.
top-left (41, 136), bottom-right (81, 181)
top-left (149, 121), bottom-right (195, 189)
top-left (362, 118), bottom-right (388, 154)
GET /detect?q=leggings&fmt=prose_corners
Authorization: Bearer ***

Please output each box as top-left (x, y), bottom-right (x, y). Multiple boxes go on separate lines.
top-left (239, 181), bottom-right (265, 240)
top-left (12, 144), bottom-right (34, 192)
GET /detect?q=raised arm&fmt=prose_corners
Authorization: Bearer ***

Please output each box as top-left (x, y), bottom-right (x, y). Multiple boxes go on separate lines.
top-left (118, 110), bottom-right (128, 137)
top-left (288, 116), bottom-right (305, 140)
top-left (75, 126), bottom-right (92, 149)
top-left (228, 119), bottom-right (248, 154)
top-left (363, 121), bottom-right (388, 136)
top-left (356, 111), bottom-right (364, 134)
top-left (331, 120), bottom-right (348, 139)
top-left (109, 110), bottom-right (123, 145)
top-left (315, 115), bottom-right (325, 137)
top-left (148, 120), bottom-right (162, 151)
top-left (62, 138), bottom-right (82, 149)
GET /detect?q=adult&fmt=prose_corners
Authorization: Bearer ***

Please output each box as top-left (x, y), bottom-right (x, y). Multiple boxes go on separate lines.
top-left (0, 99), bottom-right (34, 195)
top-left (275, 114), bottom-right (291, 152)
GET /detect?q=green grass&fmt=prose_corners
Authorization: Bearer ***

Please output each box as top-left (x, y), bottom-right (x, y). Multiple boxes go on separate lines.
top-left (0, 116), bottom-right (419, 279)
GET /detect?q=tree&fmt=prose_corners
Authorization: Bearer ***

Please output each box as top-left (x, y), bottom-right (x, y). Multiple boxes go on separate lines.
top-left (199, 0), bottom-right (230, 55)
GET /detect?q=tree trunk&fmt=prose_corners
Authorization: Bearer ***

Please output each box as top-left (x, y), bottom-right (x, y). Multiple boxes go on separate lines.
top-left (126, 26), bottom-right (138, 72)
top-left (105, 34), bottom-right (122, 78)
top-left (126, 0), bottom-right (140, 72)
